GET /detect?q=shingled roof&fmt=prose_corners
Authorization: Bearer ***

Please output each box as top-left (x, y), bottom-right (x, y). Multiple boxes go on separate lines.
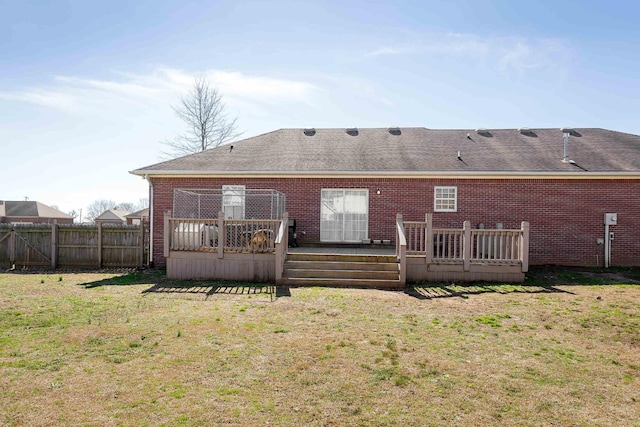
top-left (132, 128), bottom-right (640, 176)
top-left (0, 201), bottom-right (73, 220)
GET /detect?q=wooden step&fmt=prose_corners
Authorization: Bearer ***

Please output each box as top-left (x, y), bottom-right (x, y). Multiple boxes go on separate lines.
top-left (284, 268), bottom-right (400, 280)
top-left (287, 253), bottom-right (397, 263)
top-left (278, 277), bottom-right (403, 289)
top-left (285, 260), bottom-right (399, 271)
top-left (280, 252), bottom-right (402, 289)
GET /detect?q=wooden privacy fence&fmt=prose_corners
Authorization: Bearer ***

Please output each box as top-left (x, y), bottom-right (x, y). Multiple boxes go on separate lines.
top-left (0, 223), bottom-right (147, 269)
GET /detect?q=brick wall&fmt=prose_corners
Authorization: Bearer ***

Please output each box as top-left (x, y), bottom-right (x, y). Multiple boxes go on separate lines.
top-left (150, 177), bottom-right (640, 268)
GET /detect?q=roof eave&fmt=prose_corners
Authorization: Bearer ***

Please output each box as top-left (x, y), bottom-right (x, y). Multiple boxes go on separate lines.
top-left (130, 169), bottom-right (640, 179)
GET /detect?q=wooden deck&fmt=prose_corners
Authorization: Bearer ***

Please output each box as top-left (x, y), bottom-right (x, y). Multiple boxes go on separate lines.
top-left (163, 211), bottom-right (529, 285)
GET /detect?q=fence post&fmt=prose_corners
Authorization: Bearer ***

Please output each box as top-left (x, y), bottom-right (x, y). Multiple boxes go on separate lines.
top-left (463, 220), bottom-right (471, 272)
top-left (520, 221), bottom-right (530, 273)
top-left (139, 223), bottom-right (145, 267)
top-left (97, 222), bottom-right (103, 268)
top-left (217, 211), bottom-right (225, 259)
top-left (425, 213), bottom-right (433, 264)
top-left (51, 223), bottom-right (58, 269)
top-left (8, 230), bottom-right (15, 265)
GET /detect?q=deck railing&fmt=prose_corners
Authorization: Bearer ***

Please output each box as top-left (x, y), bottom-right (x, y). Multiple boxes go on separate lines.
top-left (164, 211), bottom-right (282, 256)
top-left (402, 213), bottom-right (529, 271)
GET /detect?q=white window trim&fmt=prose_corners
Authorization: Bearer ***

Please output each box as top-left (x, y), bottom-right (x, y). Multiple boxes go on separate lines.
top-left (434, 186), bottom-right (458, 212)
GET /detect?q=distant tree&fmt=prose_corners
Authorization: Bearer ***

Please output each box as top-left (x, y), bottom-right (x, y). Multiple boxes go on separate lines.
top-left (161, 76), bottom-right (241, 158)
top-left (116, 202), bottom-right (136, 212)
top-left (68, 210), bottom-right (78, 221)
top-left (134, 198), bottom-right (149, 211)
top-left (85, 199), bottom-right (117, 223)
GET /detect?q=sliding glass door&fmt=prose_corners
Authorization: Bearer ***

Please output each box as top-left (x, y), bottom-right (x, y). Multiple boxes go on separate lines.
top-left (320, 189), bottom-right (369, 242)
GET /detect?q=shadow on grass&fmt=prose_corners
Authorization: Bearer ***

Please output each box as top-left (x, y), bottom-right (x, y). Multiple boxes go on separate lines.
top-left (406, 283), bottom-right (572, 300)
top-left (78, 269), bottom-right (290, 300)
top-left (142, 282), bottom-right (276, 300)
top-left (80, 270), bottom-right (167, 288)
top-left (406, 265), bottom-right (640, 300)
top-left (77, 265), bottom-right (638, 301)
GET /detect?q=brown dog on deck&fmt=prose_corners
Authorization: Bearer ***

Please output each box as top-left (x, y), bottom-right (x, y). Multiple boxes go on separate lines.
top-left (250, 229), bottom-right (273, 252)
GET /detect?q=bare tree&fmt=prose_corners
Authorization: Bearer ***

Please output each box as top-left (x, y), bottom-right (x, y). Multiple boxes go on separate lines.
top-left (135, 198), bottom-right (149, 211)
top-left (161, 77), bottom-right (241, 158)
top-left (85, 199), bottom-right (117, 223)
top-left (116, 202), bottom-right (136, 212)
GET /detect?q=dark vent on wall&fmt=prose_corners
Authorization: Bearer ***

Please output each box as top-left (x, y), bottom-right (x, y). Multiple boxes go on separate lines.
top-left (303, 127), bottom-right (316, 136)
top-left (387, 127), bottom-right (401, 135)
top-left (345, 127), bottom-right (359, 136)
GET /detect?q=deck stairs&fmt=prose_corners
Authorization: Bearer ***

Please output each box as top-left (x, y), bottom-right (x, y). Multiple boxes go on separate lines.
top-left (280, 252), bottom-right (402, 288)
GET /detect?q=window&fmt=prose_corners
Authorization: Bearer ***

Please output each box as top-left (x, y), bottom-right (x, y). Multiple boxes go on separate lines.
top-left (434, 186), bottom-right (457, 212)
top-left (222, 185), bottom-right (245, 219)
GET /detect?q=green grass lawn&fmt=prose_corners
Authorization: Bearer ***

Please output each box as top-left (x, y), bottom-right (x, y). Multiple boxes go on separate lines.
top-left (0, 269), bottom-right (638, 426)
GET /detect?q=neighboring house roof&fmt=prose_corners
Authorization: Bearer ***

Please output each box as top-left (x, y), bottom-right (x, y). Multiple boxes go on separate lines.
top-left (95, 209), bottom-right (130, 222)
top-left (131, 128), bottom-right (640, 177)
top-left (0, 200), bottom-right (73, 220)
top-left (125, 208), bottom-right (149, 219)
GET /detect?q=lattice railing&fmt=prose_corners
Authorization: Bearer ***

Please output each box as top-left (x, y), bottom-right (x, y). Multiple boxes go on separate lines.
top-left (167, 217), bottom-right (281, 254)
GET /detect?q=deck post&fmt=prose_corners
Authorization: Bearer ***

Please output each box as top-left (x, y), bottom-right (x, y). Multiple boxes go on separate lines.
top-left (163, 210), bottom-right (171, 258)
top-left (276, 212), bottom-right (288, 282)
top-left (425, 213), bottom-right (433, 264)
top-left (463, 220), bottom-right (471, 272)
top-left (396, 213), bottom-right (407, 286)
top-left (217, 211), bottom-right (225, 259)
top-left (520, 221), bottom-right (530, 272)
top-left (282, 212), bottom-right (289, 250)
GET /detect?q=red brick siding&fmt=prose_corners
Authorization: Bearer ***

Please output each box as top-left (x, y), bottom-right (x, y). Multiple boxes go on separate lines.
top-left (150, 177), bottom-right (640, 268)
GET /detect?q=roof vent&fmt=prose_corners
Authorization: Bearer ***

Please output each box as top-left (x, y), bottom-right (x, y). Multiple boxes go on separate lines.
top-left (560, 127), bottom-right (575, 135)
top-left (345, 127), bottom-right (359, 136)
top-left (303, 127), bottom-right (316, 136)
top-left (562, 130), bottom-right (571, 163)
top-left (518, 127), bottom-right (531, 135)
top-left (387, 126), bottom-right (401, 135)
top-left (476, 128), bottom-right (492, 137)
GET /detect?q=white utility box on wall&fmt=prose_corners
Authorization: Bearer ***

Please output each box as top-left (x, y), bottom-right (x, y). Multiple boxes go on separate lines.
top-left (604, 213), bottom-right (617, 225)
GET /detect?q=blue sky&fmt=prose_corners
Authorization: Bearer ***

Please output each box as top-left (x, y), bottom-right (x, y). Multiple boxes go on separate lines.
top-left (1, 0), bottom-right (639, 217)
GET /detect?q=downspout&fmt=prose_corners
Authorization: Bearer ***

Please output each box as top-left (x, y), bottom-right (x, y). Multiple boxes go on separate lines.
top-left (145, 174), bottom-right (154, 267)
top-left (604, 222), bottom-right (610, 268)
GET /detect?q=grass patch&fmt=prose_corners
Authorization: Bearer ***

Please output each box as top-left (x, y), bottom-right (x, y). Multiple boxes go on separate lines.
top-left (0, 271), bottom-right (638, 426)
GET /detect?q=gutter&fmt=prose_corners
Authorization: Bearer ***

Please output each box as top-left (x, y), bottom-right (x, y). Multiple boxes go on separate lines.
top-left (130, 170), bottom-right (640, 180)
